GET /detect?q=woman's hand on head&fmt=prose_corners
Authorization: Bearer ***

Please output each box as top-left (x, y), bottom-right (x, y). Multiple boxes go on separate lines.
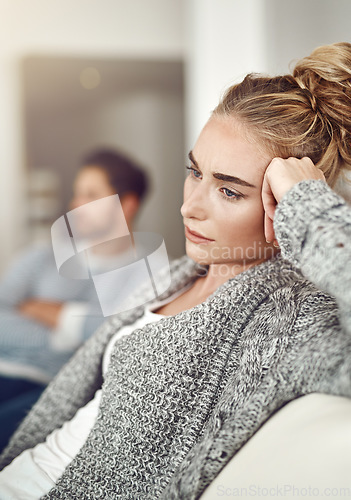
top-left (262, 157), bottom-right (326, 243)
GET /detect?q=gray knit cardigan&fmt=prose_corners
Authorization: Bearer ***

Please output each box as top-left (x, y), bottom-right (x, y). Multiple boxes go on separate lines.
top-left (1, 180), bottom-right (351, 499)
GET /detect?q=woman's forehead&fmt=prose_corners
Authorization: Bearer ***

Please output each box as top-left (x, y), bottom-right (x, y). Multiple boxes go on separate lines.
top-left (193, 117), bottom-right (272, 181)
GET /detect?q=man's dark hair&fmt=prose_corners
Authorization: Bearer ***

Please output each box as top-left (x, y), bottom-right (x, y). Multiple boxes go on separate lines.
top-left (81, 148), bottom-right (149, 201)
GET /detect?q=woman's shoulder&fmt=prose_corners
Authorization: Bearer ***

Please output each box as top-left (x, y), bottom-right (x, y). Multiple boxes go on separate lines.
top-left (218, 255), bottom-right (338, 316)
top-left (218, 257), bottom-right (343, 347)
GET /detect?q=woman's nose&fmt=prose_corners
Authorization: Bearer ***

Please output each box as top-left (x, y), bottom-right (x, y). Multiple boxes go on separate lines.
top-left (180, 179), bottom-right (207, 220)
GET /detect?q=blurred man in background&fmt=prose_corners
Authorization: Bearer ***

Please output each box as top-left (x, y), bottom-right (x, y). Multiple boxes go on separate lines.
top-left (0, 147), bottom-right (149, 451)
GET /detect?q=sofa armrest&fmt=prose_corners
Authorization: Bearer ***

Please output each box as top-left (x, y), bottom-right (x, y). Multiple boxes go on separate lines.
top-left (201, 394), bottom-right (351, 499)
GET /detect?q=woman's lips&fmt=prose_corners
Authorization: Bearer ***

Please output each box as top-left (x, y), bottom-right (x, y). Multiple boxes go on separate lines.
top-left (184, 226), bottom-right (214, 244)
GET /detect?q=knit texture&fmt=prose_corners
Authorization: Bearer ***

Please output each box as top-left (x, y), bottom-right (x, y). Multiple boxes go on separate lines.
top-left (0, 180), bottom-right (350, 499)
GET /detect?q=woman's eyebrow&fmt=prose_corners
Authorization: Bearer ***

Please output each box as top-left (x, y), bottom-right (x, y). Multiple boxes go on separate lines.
top-left (212, 172), bottom-right (256, 188)
top-left (188, 150), bottom-right (198, 166)
top-left (188, 150), bottom-right (256, 188)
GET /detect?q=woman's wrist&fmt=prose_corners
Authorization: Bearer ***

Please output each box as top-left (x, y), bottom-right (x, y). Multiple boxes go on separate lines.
top-left (273, 180), bottom-right (340, 266)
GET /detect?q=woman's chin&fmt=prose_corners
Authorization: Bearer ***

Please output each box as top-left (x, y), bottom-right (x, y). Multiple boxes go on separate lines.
top-left (185, 242), bottom-right (211, 264)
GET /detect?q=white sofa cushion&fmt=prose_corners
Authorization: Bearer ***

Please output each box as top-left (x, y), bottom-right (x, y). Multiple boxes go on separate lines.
top-left (200, 394), bottom-right (351, 499)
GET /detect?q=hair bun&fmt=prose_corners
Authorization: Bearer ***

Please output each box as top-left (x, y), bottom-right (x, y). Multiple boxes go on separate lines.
top-left (293, 42), bottom-right (351, 84)
top-left (293, 42), bottom-right (351, 112)
top-left (292, 42), bottom-right (351, 184)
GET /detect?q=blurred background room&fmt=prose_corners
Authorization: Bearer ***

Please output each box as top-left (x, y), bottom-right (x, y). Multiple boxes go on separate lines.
top-left (0, 0), bottom-right (350, 273)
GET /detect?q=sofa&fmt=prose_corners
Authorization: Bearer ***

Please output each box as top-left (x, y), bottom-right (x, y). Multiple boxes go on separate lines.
top-left (200, 393), bottom-right (351, 499)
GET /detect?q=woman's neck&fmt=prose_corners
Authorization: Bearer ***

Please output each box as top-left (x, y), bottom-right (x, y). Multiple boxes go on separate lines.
top-left (154, 258), bottom-right (268, 317)
top-left (196, 259), bottom-right (266, 299)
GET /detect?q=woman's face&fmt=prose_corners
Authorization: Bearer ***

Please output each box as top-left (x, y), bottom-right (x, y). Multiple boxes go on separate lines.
top-left (181, 116), bottom-right (276, 272)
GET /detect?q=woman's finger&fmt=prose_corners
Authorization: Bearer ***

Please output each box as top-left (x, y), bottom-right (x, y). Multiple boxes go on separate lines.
top-left (264, 212), bottom-right (275, 243)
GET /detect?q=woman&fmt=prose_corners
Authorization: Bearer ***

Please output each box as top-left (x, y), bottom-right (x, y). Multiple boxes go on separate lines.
top-left (0, 43), bottom-right (350, 499)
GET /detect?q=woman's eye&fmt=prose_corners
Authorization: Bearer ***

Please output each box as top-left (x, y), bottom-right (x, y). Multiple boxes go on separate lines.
top-left (186, 165), bottom-right (202, 179)
top-left (220, 187), bottom-right (243, 200)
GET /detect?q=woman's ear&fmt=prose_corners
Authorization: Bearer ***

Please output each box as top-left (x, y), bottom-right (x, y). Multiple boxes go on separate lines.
top-left (120, 192), bottom-right (141, 227)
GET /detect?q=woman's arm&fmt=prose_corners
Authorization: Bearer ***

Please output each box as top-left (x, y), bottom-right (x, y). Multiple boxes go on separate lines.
top-left (262, 157), bottom-right (351, 334)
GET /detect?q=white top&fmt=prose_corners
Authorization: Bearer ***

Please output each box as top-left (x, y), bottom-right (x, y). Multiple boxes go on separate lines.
top-left (0, 285), bottom-right (189, 500)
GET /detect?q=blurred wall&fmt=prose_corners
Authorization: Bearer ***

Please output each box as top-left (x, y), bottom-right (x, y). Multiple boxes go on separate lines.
top-left (0, 0), bottom-right (185, 273)
top-left (185, 0), bottom-right (268, 150)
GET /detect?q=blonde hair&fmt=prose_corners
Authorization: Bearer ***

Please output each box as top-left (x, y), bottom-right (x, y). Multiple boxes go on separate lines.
top-left (213, 42), bottom-right (351, 186)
